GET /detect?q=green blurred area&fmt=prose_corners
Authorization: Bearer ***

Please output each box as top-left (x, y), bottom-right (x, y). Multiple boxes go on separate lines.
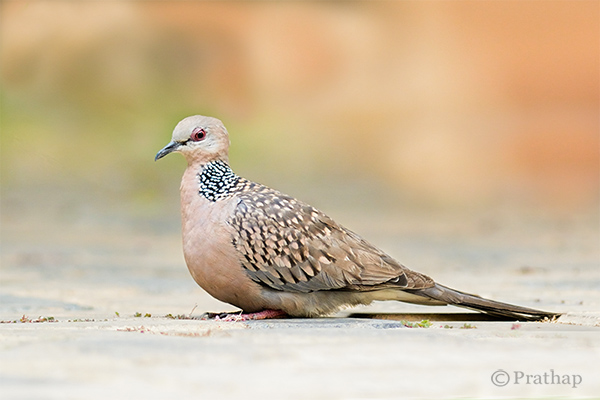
top-left (1, 1), bottom-right (598, 223)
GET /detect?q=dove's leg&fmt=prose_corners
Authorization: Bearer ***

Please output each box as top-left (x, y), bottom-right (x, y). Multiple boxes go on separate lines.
top-left (201, 309), bottom-right (288, 321)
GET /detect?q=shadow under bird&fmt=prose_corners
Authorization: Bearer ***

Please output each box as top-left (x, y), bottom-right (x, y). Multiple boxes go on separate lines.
top-left (155, 115), bottom-right (559, 322)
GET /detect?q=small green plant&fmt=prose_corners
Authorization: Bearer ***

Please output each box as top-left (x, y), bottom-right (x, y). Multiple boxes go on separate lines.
top-left (1, 316), bottom-right (56, 324)
top-left (460, 323), bottom-right (477, 329)
top-left (400, 319), bottom-right (432, 328)
top-left (165, 313), bottom-right (195, 320)
top-left (133, 312), bottom-right (152, 318)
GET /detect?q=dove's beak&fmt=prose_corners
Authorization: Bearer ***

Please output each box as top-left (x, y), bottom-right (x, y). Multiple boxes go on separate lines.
top-left (155, 141), bottom-right (181, 161)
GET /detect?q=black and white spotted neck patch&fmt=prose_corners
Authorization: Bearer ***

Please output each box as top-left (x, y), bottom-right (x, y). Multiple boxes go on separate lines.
top-left (197, 160), bottom-right (242, 202)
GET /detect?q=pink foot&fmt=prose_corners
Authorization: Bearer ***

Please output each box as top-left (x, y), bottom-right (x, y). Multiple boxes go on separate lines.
top-left (215, 309), bottom-right (287, 322)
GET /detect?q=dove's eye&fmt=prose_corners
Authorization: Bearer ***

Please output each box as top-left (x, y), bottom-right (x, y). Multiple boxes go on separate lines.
top-left (191, 128), bottom-right (206, 142)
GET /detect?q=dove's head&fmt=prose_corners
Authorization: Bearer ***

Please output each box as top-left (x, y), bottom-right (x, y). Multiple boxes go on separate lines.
top-left (155, 115), bottom-right (231, 164)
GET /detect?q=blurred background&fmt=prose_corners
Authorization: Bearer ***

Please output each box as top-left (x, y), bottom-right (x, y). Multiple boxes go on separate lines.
top-left (2, 1), bottom-right (598, 211)
top-left (0, 1), bottom-right (598, 316)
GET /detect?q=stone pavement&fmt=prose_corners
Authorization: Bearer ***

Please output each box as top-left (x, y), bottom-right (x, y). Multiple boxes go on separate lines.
top-left (1, 314), bottom-right (598, 399)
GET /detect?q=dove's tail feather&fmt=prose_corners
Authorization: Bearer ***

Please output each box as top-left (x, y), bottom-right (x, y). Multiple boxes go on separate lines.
top-left (409, 283), bottom-right (560, 321)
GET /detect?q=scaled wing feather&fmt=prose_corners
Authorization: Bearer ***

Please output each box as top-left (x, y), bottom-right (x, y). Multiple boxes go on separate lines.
top-left (228, 182), bottom-right (434, 293)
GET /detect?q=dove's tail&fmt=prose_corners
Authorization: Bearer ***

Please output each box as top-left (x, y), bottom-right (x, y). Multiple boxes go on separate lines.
top-left (409, 283), bottom-right (560, 321)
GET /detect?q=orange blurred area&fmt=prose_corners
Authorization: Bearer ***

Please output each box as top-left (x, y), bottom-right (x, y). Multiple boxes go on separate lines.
top-left (1, 1), bottom-right (598, 212)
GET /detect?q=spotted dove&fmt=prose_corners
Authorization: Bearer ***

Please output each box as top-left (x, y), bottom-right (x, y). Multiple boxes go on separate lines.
top-left (155, 115), bottom-right (558, 321)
